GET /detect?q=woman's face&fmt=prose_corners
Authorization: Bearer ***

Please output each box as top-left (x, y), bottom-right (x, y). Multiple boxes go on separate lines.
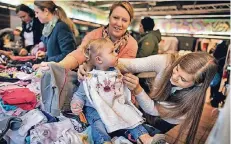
top-left (17, 11), bottom-right (32, 23)
top-left (34, 6), bottom-right (49, 24)
top-left (108, 6), bottom-right (131, 40)
top-left (170, 65), bottom-right (195, 88)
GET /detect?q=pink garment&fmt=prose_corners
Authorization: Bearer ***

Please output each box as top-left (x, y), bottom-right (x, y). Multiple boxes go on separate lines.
top-left (10, 56), bottom-right (36, 61)
top-left (31, 42), bottom-right (46, 56)
top-left (68, 27), bottom-right (138, 65)
top-left (0, 65), bottom-right (6, 69)
top-left (2, 88), bottom-right (37, 110)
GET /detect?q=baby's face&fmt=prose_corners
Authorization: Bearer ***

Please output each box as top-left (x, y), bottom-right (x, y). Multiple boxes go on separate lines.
top-left (99, 43), bottom-right (118, 69)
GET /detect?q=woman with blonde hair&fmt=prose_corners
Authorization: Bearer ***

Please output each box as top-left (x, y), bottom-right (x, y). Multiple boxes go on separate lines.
top-left (33, 0), bottom-right (76, 62)
top-left (79, 52), bottom-right (218, 144)
top-left (35, 1), bottom-right (138, 70)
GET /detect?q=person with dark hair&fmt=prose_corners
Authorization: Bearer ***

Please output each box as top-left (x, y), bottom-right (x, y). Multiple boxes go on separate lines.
top-left (137, 17), bottom-right (161, 58)
top-left (16, 4), bottom-right (44, 56)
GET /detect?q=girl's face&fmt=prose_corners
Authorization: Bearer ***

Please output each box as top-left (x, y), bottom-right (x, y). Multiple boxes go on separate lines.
top-left (34, 6), bottom-right (49, 24)
top-left (17, 11), bottom-right (32, 23)
top-left (170, 65), bottom-right (195, 88)
top-left (108, 6), bottom-right (130, 41)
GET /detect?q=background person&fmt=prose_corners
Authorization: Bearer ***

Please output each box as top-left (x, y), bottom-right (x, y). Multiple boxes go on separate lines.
top-left (33, 0), bottom-right (76, 63)
top-left (137, 17), bottom-right (161, 58)
top-left (16, 4), bottom-right (44, 56)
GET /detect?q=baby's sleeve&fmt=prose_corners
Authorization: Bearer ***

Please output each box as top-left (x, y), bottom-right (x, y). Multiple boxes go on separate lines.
top-left (72, 82), bottom-right (86, 105)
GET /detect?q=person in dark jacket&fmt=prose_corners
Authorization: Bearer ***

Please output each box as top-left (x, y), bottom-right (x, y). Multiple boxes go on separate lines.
top-left (137, 17), bottom-right (161, 58)
top-left (33, 1), bottom-right (76, 63)
top-left (16, 4), bottom-right (44, 56)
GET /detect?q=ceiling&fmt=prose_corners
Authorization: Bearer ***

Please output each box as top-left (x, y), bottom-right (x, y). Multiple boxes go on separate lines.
top-left (69, 1), bottom-right (231, 18)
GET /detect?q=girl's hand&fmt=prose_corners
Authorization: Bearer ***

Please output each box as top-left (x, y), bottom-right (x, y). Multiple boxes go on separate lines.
top-left (123, 73), bottom-right (143, 95)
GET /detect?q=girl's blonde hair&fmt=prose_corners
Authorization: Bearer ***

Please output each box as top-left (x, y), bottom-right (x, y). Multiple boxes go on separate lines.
top-left (83, 38), bottom-right (114, 62)
top-left (34, 0), bottom-right (78, 36)
top-left (148, 52), bottom-right (217, 144)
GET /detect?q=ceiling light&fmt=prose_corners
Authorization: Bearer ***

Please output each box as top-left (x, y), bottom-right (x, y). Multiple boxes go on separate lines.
top-left (165, 15), bottom-right (172, 19)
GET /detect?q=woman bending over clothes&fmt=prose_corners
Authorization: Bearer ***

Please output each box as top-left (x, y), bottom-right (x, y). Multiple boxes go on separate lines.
top-left (33, 0), bottom-right (76, 63)
top-left (15, 4), bottom-right (44, 56)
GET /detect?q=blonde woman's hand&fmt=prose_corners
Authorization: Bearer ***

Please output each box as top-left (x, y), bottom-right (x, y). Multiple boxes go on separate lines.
top-left (32, 64), bottom-right (41, 70)
top-left (32, 62), bottom-right (55, 71)
top-left (36, 51), bottom-right (46, 59)
top-left (123, 73), bottom-right (143, 95)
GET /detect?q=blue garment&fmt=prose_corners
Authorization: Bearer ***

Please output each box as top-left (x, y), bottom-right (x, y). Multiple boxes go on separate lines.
top-left (84, 106), bottom-right (111, 144)
top-left (83, 106), bottom-right (148, 143)
top-left (40, 63), bottom-right (78, 116)
top-left (25, 136), bottom-right (30, 144)
top-left (41, 110), bottom-right (58, 123)
top-left (41, 21), bottom-right (76, 62)
top-left (128, 124), bottom-right (148, 141)
top-left (0, 99), bottom-right (17, 111)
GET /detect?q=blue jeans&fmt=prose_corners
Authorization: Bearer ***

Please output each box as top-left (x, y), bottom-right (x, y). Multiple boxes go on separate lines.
top-left (84, 106), bottom-right (111, 144)
top-left (83, 106), bottom-right (148, 143)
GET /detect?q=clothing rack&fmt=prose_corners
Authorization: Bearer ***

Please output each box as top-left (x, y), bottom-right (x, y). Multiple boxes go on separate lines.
top-left (162, 33), bottom-right (230, 40)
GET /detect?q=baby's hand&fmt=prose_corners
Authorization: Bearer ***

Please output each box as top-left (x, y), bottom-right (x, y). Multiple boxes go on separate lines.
top-left (78, 62), bottom-right (93, 81)
top-left (71, 100), bottom-right (84, 115)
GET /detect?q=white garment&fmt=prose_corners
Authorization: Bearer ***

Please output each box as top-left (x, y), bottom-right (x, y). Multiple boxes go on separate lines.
top-left (24, 31), bottom-right (34, 46)
top-left (15, 72), bottom-right (33, 80)
top-left (159, 37), bottom-right (178, 54)
top-left (205, 94), bottom-right (230, 144)
top-left (112, 136), bottom-right (132, 144)
top-left (83, 69), bottom-right (144, 133)
top-left (18, 109), bottom-right (47, 136)
top-left (30, 119), bottom-right (87, 144)
top-left (5, 109), bottom-right (47, 144)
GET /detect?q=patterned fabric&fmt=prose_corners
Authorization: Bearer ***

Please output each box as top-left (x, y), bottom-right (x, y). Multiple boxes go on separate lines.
top-left (83, 69), bottom-right (144, 133)
top-left (102, 25), bottom-right (129, 54)
top-left (42, 16), bottom-right (58, 37)
top-left (25, 20), bottom-right (34, 32)
top-left (30, 119), bottom-right (88, 144)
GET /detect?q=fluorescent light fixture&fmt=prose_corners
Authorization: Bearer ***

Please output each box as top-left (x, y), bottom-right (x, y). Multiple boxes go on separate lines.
top-left (165, 15), bottom-right (172, 19)
top-left (151, 15), bottom-right (230, 19)
top-left (0, 1), bottom-right (21, 6)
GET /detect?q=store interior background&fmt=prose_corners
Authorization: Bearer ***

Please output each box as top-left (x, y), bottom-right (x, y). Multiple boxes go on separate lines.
top-left (0, 1), bottom-right (230, 41)
top-left (0, 1), bottom-right (230, 143)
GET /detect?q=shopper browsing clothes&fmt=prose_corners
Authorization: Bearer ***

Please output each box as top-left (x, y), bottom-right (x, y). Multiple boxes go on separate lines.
top-left (33, 0), bottom-right (76, 63)
top-left (16, 4), bottom-right (43, 56)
